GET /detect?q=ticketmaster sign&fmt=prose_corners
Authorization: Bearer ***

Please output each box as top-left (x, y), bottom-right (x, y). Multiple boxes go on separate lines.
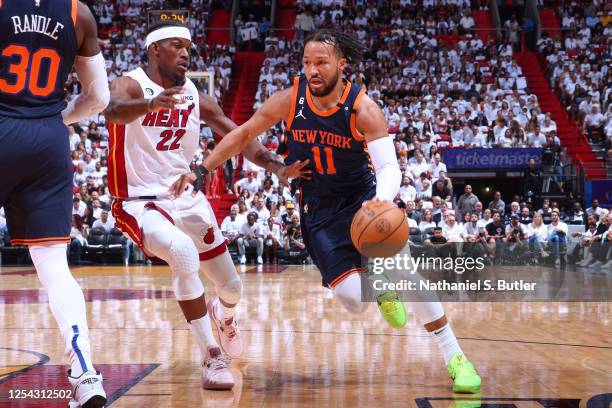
top-left (443, 148), bottom-right (542, 169)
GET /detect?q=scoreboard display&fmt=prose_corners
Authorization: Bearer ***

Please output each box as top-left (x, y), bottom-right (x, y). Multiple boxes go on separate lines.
top-left (147, 10), bottom-right (190, 27)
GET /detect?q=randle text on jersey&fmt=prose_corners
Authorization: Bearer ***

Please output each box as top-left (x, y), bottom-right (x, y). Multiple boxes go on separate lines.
top-left (11, 15), bottom-right (65, 40)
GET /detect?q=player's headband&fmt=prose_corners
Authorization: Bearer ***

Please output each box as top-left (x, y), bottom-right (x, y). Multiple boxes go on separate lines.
top-left (145, 26), bottom-right (192, 49)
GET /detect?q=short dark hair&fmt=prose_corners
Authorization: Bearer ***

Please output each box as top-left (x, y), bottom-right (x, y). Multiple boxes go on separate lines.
top-left (304, 29), bottom-right (364, 64)
top-left (434, 227), bottom-right (443, 232)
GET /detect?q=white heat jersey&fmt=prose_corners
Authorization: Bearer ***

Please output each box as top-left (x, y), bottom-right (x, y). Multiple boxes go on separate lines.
top-left (108, 67), bottom-right (201, 199)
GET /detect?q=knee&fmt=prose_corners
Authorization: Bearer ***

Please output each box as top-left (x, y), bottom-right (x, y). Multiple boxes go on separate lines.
top-left (217, 277), bottom-right (242, 305)
top-left (237, 237), bottom-right (244, 245)
top-left (168, 234), bottom-right (200, 278)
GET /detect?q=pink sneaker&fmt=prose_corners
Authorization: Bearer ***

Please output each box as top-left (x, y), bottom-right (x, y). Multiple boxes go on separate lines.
top-left (207, 297), bottom-right (243, 358)
top-left (202, 347), bottom-right (234, 390)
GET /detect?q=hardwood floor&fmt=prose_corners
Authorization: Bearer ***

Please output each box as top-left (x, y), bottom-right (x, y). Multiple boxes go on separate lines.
top-left (0, 264), bottom-right (610, 407)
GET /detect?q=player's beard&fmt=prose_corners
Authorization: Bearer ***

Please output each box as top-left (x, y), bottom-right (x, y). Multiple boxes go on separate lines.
top-left (307, 71), bottom-right (339, 97)
top-left (160, 64), bottom-right (186, 87)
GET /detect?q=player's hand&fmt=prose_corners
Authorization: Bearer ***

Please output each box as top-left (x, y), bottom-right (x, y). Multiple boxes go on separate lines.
top-left (169, 172), bottom-right (197, 198)
top-left (276, 159), bottom-right (312, 186)
top-left (362, 197), bottom-right (396, 207)
top-left (149, 86), bottom-right (184, 112)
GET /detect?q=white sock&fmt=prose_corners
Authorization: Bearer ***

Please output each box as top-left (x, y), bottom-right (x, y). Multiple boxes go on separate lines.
top-left (63, 325), bottom-right (93, 377)
top-left (29, 245), bottom-right (94, 376)
top-left (218, 300), bottom-right (235, 321)
top-left (431, 323), bottom-right (462, 365)
top-left (188, 313), bottom-right (219, 361)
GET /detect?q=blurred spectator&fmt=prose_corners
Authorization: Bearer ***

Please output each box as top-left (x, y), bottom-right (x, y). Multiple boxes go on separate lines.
top-left (221, 205), bottom-right (242, 250)
top-left (92, 210), bottom-right (115, 233)
top-left (262, 217), bottom-right (282, 263)
top-left (280, 224), bottom-right (308, 264)
top-left (456, 184), bottom-right (479, 218)
top-left (488, 191), bottom-right (506, 215)
top-left (237, 212), bottom-right (264, 264)
top-left (546, 210), bottom-right (568, 264)
top-left (69, 214), bottom-right (88, 264)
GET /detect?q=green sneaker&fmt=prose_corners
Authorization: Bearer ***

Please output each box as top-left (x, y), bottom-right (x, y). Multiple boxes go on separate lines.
top-left (376, 291), bottom-right (406, 328)
top-left (447, 353), bottom-right (481, 394)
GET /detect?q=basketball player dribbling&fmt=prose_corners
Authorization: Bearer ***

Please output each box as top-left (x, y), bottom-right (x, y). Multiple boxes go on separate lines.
top-left (194, 29), bottom-right (482, 393)
top-left (104, 21), bottom-right (308, 390)
top-left (0, 1), bottom-right (109, 406)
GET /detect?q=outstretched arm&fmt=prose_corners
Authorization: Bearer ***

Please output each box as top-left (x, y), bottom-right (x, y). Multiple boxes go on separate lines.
top-left (169, 89), bottom-right (311, 197)
top-left (199, 92), bottom-right (287, 175)
top-left (104, 77), bottom-right (183, 124)
top-left (202, 89), bottom-right (293, 172)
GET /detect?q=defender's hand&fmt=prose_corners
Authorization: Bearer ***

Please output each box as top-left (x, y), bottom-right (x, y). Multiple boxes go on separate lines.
top-left (277, 159), bottom-right (312, 185)
top-left (169, 172), bottom-right (197, 198)
top-left (149, 86), bottom-right (184, 112)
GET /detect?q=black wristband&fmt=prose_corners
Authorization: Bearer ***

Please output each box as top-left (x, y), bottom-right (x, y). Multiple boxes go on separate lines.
top-left (193, 166), bottom-right (210, 193)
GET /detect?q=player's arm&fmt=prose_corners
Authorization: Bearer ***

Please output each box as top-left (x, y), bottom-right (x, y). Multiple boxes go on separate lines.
top-left (355, 95), bottom-right (402, 202)
top-left (171, 89), bottom-right (311, 197)
top-left (61, 1), bottom-right (110, 124)
top-left (198, 92), bottom-right (311, 183)
top-left (202, 89), bottom-right (293, 172)
top-left (104, 77), bottom-right (183, 124)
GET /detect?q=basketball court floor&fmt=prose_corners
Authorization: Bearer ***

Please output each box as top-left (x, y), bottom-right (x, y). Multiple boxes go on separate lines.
top-left (0, 264), bottom-right (610, 407)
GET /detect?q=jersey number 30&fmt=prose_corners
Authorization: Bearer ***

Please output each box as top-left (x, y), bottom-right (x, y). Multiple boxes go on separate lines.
top-left (156, 129), bottom-right (185, 151)
top-left (0, 45), bottom-right (60, 97)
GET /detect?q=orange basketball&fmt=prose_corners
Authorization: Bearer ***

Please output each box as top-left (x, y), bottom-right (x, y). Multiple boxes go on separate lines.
top-left (350, 201), bottom-right (409, 258)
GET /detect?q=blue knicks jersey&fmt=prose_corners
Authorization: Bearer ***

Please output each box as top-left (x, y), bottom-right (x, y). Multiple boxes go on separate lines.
top-left (285, 75), bottom-right (375, 198)
top-left (0, 0), bottom-right (78, 118)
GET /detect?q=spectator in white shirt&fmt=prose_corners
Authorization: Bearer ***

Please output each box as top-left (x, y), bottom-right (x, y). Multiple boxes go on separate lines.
top-left (68, 125), bottom-right (80, 150)
top-left (584, 105), bottom-right (604, 140)
top-left (91, 199), bottom-right (104, 220)
top-left (442, 214), bottom-right (464, 242)
top-left (237, 212), bottom-right (264, 264)
top-left (477, 208), bottom-right (493, 229)
top-left (73, 163), bottom-right (87, 186)
top-left (398, 176), bottom-right (417, 204)
top-left (527, 213), bottom-right (548, 257)
top-left (72, 197), bottom-right (86, 217)
top-left (546, 210), bottom-right (568, 263)
top-left (409, 151), bottom-right (430, 179)
top-left (418, 209), bottom-right (437, 232)
top-left (92, 210), bottom-right (115, 233)
top-left (252, 197), bottom-right (270, 226)
top-left (261, 217), bottom-right (282, 263)
top-left (221, 205), bottom-right (242, 247)
top-left (234, 171), bottom-right (260, 194)
top-left (459, 10), bottom-right (475, 32)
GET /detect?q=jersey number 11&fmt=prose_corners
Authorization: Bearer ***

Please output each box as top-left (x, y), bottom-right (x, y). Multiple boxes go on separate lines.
top-left (311, 146), bottom-right (336, 175)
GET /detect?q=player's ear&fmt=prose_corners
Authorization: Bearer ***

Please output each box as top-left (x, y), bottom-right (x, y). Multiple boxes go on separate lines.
top-left (151, 43), bottom-right (160, 58)
top-left (338, 57), bottom-right (348, 72)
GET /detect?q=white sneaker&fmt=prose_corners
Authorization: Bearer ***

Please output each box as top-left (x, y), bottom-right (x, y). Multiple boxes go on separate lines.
top-left (201, 347), bottom-right (234, 390)
top-left (257, 256), bottom-right (263, 264)
top-left (590, 260), bottom-right (603, 268)
top-left (207, 297), bottom-right (243, 359)
top-left (239, 255), bottom-right (246, 264)
top-left (67, 370), bottom-right (107, 408)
